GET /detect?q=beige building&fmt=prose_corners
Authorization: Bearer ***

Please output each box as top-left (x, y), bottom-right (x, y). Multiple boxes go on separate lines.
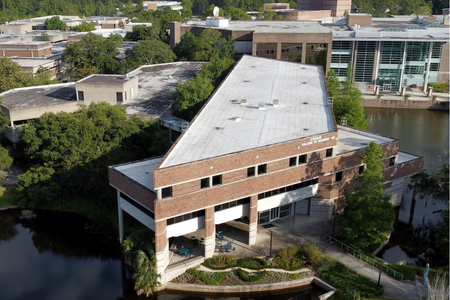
top-left (0, 41), bottom-right (52, 57)
top-left (297, 0), bottom-right (351, 16)
top-left (11, 56), bottom-right (62, 78)
top-left (76, 74), bottom-right (139, 105)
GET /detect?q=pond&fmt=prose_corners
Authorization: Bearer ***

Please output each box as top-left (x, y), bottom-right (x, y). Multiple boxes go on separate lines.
top-left (365, 108), bottom-right (449, 267)
top-left (0, 209), bottom-right (326, 300)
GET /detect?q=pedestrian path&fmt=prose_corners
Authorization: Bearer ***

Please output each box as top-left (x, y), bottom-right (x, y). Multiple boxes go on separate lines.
top-left (269, 216), bottom-right (429, 300)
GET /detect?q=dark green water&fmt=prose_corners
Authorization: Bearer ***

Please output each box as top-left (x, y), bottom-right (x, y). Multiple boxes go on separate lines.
top-left (365, 108), bottom-right (449, 267)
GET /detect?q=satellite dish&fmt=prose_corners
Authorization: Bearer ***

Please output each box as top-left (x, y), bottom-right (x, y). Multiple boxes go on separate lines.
top-left (213, 6), bottom-right (219, 17)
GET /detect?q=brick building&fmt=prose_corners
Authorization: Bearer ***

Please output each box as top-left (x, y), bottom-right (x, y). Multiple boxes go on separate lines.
top-left (108, 56), bottom-right (423, 282)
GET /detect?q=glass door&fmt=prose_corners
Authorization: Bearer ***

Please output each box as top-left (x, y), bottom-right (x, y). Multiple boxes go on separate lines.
top-left (270, 207), bottom-right (279, 221)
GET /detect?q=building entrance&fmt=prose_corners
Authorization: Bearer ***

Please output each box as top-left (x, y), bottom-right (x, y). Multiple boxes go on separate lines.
top-left (258, 204), bottom-right (293, 224)
top-left (383, 83), bottom-right (392, 91)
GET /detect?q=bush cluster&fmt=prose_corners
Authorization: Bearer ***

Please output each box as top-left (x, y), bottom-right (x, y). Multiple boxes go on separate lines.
top-left (318, 257), bottom-right (383, 300)
top-left (428, 83), bottom-right (449, 93)
top-left (236, 268), bottom-right (267, 282)
top-left (239, 257), bottom-right (272, 269)
top-left (203, 255), bottom-right (237, 269)
top-left (186, 268), bottom-right (226, 285)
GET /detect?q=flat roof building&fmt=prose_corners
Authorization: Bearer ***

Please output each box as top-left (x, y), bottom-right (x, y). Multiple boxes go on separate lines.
top-left (108, 56), bottom-right (423, 283)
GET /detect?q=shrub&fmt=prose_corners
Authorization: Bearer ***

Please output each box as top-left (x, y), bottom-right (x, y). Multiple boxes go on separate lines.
top-left (186, 268), bottom-right (226, 285)
top-left (428, 83), bottom-right (449, 93)
top-left (318, 257), bottom-right (383, 300)
top-left (239, 257), bottom-right (271, 269)
top-left (302, 244), bottom-right (324, 268)
top-left (203, 255), bottom-right (237, 269)
top-left (405, 94), bottom-right (411, 98)
top-left (236, 268), bottom-right (267, 282)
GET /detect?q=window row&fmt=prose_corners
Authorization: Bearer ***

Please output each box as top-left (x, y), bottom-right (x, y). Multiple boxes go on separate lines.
top-left (167, 210), bottom-right (205, 225)
top-left (201, 174), bottom-right (222, 189)
top-left (247, 164), bottom-right (267, 177)
top-left (289, 154), bottom-right (307, 167)
top-left (258, 178), bottom-right (318, 200)
top-left (215, 197), bottom-right (251, 212)
top-left (335, 165), bottom-right (366, 183)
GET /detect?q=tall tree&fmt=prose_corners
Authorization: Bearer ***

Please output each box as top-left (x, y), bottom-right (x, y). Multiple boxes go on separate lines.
top-left (327, 67), bottom-right (367, 130)
top-left (44, 16), bottom-right (66, 30)
top-left (121, 40), bottom-right (176, 73)
top-left (63, 33), bottom-right (123, 80)
top-left (335, 141), bottom-right (394, 252)
top-left (174, 28), bottom-right (228, 62)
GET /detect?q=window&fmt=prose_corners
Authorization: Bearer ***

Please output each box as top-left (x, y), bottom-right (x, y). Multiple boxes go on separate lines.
top-left (200, 178), bottom-right (209, 189)
top-left (116, 92), bottom-right (123, 102)
top-left (335, 171), bottom-right (343, 182)
top-left (124, 91), bottom-right (127, 101)
top-left (212, 175), bottom-right (222, 186)
top-left (161, 187), bottom-right (172, 198)
top-left (247, 167), bottom-right (255, 177)
top-left (359, 165), bottom-right (365, 175)
top-left (77, 91), bottom-right (84, 101)
top-left (389, 156), bottom-right (396, 166)
top-left (258, 164), bottom-right (267, 175)
top-left (326, 148), bottom-right (333, 158)
top-left (289, 157), bottom-right (297, 167)
top-left (299, 154), bottom-right (307, 164)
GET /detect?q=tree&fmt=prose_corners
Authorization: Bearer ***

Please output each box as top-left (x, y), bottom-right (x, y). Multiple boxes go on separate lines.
top-left (408, 158), bottom-right (449, 261)
top-left (174, 28), bottom-right (228, 62)
top-left (72, 22), bottom-right (95, 32)
top-left (44, 16), bottom-right (66, 30)
top-left (121, 40), bottom-right (176, 73)
top-left (125, 25), bottom-right (159, 41)
top-left (63, 32), bottom-right (123, 80)
top-left (0, 58), bottom-right (57, 93)
top-left (327, 67), bottom-right (368, 130)
top-left (335, 141), bottom-right (394, 252)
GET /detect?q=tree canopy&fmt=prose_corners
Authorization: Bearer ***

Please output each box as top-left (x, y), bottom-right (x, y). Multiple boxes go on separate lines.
top-left (121, 40), bottom-right (176, 73)
top-left (335, 141), bottom-right (394, 252)
top-left (16, 102), bottom-right (171, 208)
top-left (0, 57), bottom-right (57, 93)
top-left (173, 56), bottom-right (235, 120)
top-left (72, 21), bottom-right (96, 32)
top-left (174, 28), bottom-right (234, 62)
top-left (327, 69), bottom-right (368, 130)
top-left (44, 16), bottom-right (66, 30)
top-left (63, 32), bottom-right (123, 80)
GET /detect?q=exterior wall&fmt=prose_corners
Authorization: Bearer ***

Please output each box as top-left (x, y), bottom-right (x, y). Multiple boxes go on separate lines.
top-left (0, 43), bottom-right (52, 58)
top-left (109, 167), bottom-right (157, 212)
top-left (252, 32), bottom-right (332, 73)
top-left (437, 43), bottom-right (449, 84)
top-left (297, 0), bottom-right (351, 16)
top-left (347, 14), bottom-right (372, 26)
top-left (0, 23), bottom-right (32, 35)
top-left (75, 76), bottom-right (139, 105)
top-left (264, 3), bottom-right (290, 9)
top-left (277, 10), bottom-right (332, 21)
top-left (146, 3), bottom-right (158, 11)
top-left (7, 101), bottom-right (80, 125)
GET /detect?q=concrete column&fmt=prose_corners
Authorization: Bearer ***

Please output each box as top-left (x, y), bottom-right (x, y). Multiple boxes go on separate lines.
top-left (423, 42), bottom-right (433, 93)
top-left (154, 220), bottom-right (169, 277)
top-left (117, 191), bottom-right (124, 243)
top-left (204, 207), bottom-right (215, 258)
top-left (398, 41), bottom-right (408, 93)
top-left (374, 41), bottom-right (381, 83)
top-left (301, 42), bottom-right (307, 64)
top-left (427, 87), bottom-right (434, 97)
top-left (276, 42), bottom-right (281, 60)
top-left (249, 195), bottom-right (258, 245)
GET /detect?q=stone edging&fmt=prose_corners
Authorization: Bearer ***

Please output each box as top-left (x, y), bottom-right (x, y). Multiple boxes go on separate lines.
top-left (162, 265), bottom-right (336, 297)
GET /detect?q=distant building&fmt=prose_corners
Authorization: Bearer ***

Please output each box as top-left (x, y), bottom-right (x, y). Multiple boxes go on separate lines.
top-left (142, 1), bottom-right (183, 11)
top-left (0, 62), bottom-right (205, 143)
top-left (171, 13), bottom-right (450, 91)
top-left (297, 0), bottom-right (351, 17)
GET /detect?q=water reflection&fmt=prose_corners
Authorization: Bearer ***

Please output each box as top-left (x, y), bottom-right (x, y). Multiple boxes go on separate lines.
top-left (365, 108), bottom-right (449, 267)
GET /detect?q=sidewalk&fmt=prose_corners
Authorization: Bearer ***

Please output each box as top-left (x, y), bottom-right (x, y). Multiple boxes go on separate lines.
top-left (270, 215), bottom-right (429, 300)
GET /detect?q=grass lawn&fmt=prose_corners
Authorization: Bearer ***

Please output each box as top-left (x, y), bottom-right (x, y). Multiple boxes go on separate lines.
top-left (0, 185), bottom-right (18, 208)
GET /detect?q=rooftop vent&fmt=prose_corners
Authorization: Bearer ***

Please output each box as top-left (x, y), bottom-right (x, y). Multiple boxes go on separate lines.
top-left (243, 80), bottom-right (250, 83)
top-left (303, 128), bottom-right (308, 131)
top-left (302, 81), bottom-right (307, 84)
top-left (181, 122), bottom-right (189, 131)
top-left (240, 99), bottom-right (247, 106)
top-left (232, 117), bottom-right (242, 122)
top-left (258, 102), bottom-right (265, 109)
top-left (303, 101), bottom-right (308, 105)
top-left (215, 126), bottom-right (225, 130)
top-left (273, 99), bottom-right (279, 106)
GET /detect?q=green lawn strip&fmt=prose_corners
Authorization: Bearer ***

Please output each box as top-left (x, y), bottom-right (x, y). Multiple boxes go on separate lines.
top-left (0, 184), bottom-right (18, 208)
